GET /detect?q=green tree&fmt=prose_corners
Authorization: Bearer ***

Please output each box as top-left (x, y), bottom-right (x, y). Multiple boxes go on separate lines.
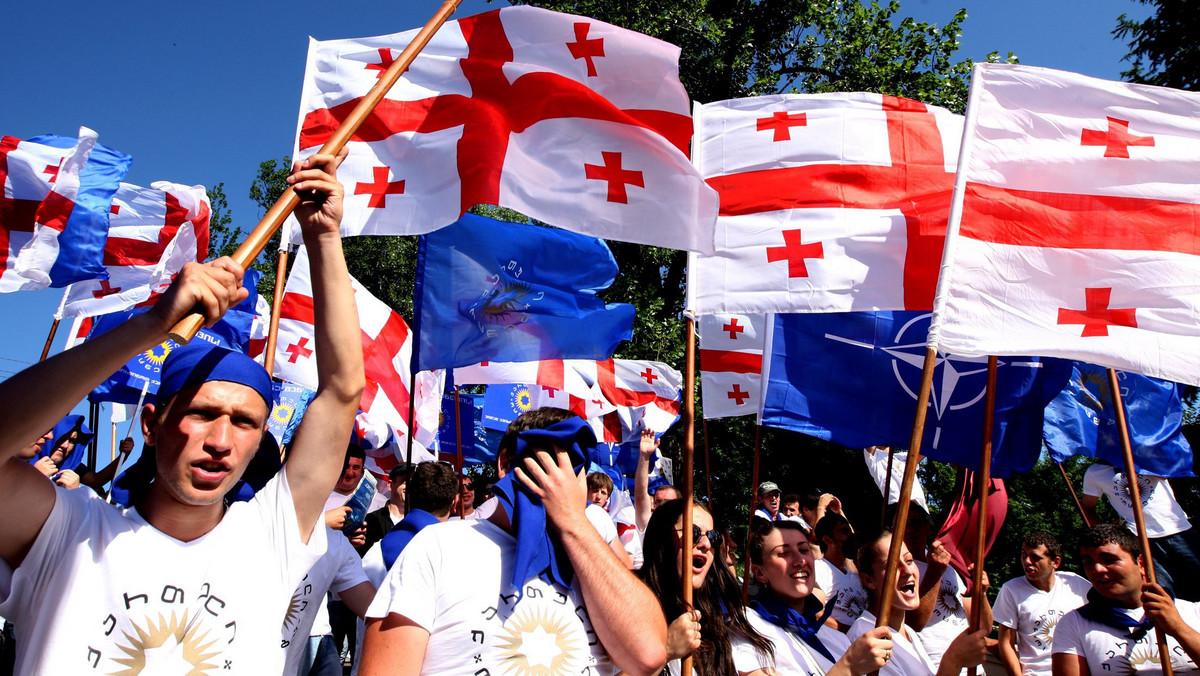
top-left (1116, 0), bottom-right (1200, 89)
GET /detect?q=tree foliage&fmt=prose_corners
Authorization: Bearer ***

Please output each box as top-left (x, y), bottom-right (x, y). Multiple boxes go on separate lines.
top-left (1116, 0), bottom-right (1200, 90)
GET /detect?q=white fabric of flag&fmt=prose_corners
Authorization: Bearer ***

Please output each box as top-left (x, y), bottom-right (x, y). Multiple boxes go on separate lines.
top-left (697, 313), bottom-right (767, 419)
top-left (930, 64), bottom-right (1200, 386)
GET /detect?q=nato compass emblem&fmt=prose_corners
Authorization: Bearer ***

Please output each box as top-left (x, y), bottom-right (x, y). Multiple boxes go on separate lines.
top-left (463, 260), bottom-right (545, 338)
top-left (824, 313), bottom-right (1041, 450)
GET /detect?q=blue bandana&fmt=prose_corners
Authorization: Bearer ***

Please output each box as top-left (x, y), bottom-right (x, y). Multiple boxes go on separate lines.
top-left (494, 417), bottom-right (596, 595)
top-left (751, 591), bottom-right (838, 663)
top-left (157, 342), bottom-right (272, 409)
top-left (32, 414), bottom-right (95, 472)
top-left (381, 509), bottom-right (443, 570)
top-left (1077, 588), bottom-right (1168, 639)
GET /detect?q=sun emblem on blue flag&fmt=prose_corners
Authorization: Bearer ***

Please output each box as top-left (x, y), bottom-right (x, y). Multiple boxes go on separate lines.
top-left (139, 341), bottom-right (173, 368)
top-left (272, 403), bottom-right (294, 426)
top-left (512, 386), bottom-right (533, 413)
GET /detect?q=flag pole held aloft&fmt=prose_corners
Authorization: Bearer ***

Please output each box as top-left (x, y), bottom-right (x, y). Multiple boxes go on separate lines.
top-left (168, 0), bottom-right (465, 343)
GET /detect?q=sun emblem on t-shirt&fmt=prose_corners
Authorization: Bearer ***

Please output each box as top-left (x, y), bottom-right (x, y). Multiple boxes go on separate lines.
top-left (282, 589), bottom-right (304, 633)
top-left (495, 604), bottom-right (586, 675)
top-left (1032, 613), bottom-right (1061, 650)
top-left (1124, 642), bottom-right (1161, 671)
top-left (110, 610), bottom-right (220, 675)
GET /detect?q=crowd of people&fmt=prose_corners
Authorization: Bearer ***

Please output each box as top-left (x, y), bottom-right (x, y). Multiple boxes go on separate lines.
top-left (0, 157), bottom-right (1197, 676)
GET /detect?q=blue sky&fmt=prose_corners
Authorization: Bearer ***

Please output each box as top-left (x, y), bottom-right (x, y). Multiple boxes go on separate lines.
top-left (0, 0), bottom-right (1151, 457)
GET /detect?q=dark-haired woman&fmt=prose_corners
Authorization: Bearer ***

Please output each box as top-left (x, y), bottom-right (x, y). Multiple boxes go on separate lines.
top-left (639, 498), bottom-right (775, 675)
top-left (848, 530), bottom-right (987, 676)
top-left (738, 519), bottom-right (892, 675)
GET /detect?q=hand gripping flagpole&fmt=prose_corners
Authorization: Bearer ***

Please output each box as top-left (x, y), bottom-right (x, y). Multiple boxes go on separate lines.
top-left (1107, 368), bottom-right (1175, 676)
top-left (681, 317), bottom-right (697, 676)
top-left (168, 0), bottom-right (465, 343)
top-left (967, 356), bottom-right (997, 676)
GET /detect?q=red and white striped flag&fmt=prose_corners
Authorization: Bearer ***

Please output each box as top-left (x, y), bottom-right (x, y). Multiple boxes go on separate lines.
top-left (697, 313), bottom-right (766, 419)
top-left (686, 93), bottom-right (962, 314)
top-left (286, 5), bottom-right (716, 253)
top-left (930, 64), bottom-right (1200, 386)
top-left (274, 247), bottom-right (445, 447)
top-left (60, 181), bottom-right (210, 318)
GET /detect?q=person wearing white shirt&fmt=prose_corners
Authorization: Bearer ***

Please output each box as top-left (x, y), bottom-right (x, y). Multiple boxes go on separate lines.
top-left (813, 513), bottom-right (870, 631)
top-left (994, 532), bottom-right (1091, 676)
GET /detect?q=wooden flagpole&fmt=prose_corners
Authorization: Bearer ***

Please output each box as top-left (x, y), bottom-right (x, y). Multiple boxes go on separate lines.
top-left (39, 318), bottom-right (60, 362)
top-left (681, 318), bottom-right (697, 676)
top-left (742, 424), bottom-right (763, 602)
top-left (262, 247), bottom-right (290, 376)
top-left (1107, 368), bottom-right (1174, 676)
top-left (872, 348), bottom-right (937, 648)
top-left (168, 0), bottom-right (466, 343)
top-left (1057, 463), bottom-right (1092, 526)
top-left (967, 356), bottom-right (997, 676)
top-left (881, 446), bottom-right (896, 529)
top-left (454, 385), bottom-right (466, 519)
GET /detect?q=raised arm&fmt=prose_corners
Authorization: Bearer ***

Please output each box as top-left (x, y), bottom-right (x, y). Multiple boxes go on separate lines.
top-left (634, 429), bottom-right (657, 532)
top-left (279, 150), bottom-right (366, 542)
top-left (0, 258), bottom-right (248, 567)
top-left (517, 449), bottom-right (667, 676)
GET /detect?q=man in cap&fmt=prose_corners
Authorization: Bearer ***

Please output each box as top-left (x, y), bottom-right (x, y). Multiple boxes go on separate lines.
top-left (754, 481), bottom-right (785, 521)
top-left (0, 152), bottom-right (363, 674)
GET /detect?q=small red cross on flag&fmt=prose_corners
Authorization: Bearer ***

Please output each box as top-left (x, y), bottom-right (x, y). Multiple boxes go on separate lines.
top-left (584, 152), bottom-right (643, 204)
top-left (756, 111), bottom-right (807, 142)
top-left (355, 167), bottom-right (406, 208)
top-left (91, 280), bottom-right (122, 299)
top-left (285, 337), bottom-right (314, 363)
top-left (566, 22), bottom-right (604, 77)
top-left (640, 367), bottom-right (658, 384)
top-left (727, 384), bottom-right (750, 405)
top-left (43, 158), bottom-right (63, 183)
top-left (364, 48), bottom-right (396, 80)
top-left (1081, 116), bottom-right (1155, 158)
top-left (723, 317), bottom-right (745, 339)
top-left (1057, 288), bottom-right (1137, 337)
top-left (766, 229), bottom-right (824, 278)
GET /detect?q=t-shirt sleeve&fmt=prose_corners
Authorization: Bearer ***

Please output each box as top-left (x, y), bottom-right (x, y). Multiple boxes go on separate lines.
top-left (0, 487), bottom-right (83, 619)
top-left (731, 632), bottom-right (774, 673)
top-left (1081, 464), bottom-right (1105, 498)
top-left (330, 530), bottom-right (370, 593)
top-left (814, 559), bottom-right (834, 592)
top-left (585, 505), bottom-right (617, 543)
top-left (992, 583), bottom-right (1018, 629)
top-left (365, 526), bottom-right (440, 631)
top-left (1050, 609), bottom-right (1085, 656)
top-left (248, 471), bottom-right (327, 592)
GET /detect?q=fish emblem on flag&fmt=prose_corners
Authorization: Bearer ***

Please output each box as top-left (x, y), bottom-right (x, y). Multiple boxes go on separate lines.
top-left (464, 260), bottom-right (546, 336)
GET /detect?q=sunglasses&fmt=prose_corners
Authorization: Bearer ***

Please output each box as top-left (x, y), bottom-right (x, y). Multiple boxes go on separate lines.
top-left (676, 525), bottom-right (722, 546)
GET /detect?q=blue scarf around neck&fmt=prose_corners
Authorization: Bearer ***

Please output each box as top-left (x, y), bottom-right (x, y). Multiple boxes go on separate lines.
top-left (751, 591), bottom-right (838, 663)
top-left (1077, 587), bottom-right (1167, 640)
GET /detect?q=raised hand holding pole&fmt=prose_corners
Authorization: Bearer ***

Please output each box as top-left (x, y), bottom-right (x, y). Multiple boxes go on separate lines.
top-left (168, 0), bottom-right (466, 343)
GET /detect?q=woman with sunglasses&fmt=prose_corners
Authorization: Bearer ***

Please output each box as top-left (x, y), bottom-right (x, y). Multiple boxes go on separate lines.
top-left (738, 519), bottom-right (893, 675)
top-left (639, 498), bottom-right (774, 675)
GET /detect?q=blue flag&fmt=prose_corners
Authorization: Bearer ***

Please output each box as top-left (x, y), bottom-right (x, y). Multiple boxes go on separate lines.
top-left (88, 270), bottom-right (262, 404)
top-left (481, 383), bottom-right (540, 432)
top-left (1044, 363), bottom-right (1194, 478)
top-left (762, 312), bottom-right (1072, 477)
top-left (437, 390), bottom-right (476, 458)
top-left (414, 213), bottom-right (635, 371)
top-left (268, 381), bottom-right (315, 446)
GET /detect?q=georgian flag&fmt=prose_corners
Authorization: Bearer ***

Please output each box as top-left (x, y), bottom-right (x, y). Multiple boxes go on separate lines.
top-left (686, 93), bottom-right (962, 315)
top-left (930, 64), bottom-right (1200, 387)
top-left (273, 246), bottom-right (444, 449)
top-left (0, 128), bottom-right (131, 291)
top-left (698, 313), bottom-right (766, 419)
top-left (285, 5), bottom-right (717, 253)
top-left (59, 182), bottom-right (210, 318)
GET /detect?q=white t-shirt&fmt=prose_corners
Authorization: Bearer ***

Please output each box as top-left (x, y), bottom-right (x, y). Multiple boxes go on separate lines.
top-left (993, 572), bottom-right (1091, 676)
top-left (0, 473), bottom-right (324, 674)
top-left (282, 527), bottom-right (369, 674)
top-left (915, 561), bottom-right (971, 671)
top-left (818, 559), bottom-right (869, 628)
top-left (367, 519), bottom-right (615, 675)
top-left (586, 503), bottom-right (618, 544)
top-left (732, 606), bottom-right (851, 675)
top-left (1082, 463), bottom-right (1192, 538)
top-left (1054, 598), bottom-right (1200, 673)
top-left (613, 505), bottom-right (643, 570)
top-left (849, 611), bottom-right (937, 676)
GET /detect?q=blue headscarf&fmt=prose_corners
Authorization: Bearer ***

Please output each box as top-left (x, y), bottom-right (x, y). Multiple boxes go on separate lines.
top-left (31, 414), bottom-right (94, 472)
top-left (381, 508), bottom-right (443, 570)
top-left (751, 591), bottom-right (838, 663)
top-left (156, 341), bottom-right (272, 409)
top-left (493, 416), bottom-right (596, 595)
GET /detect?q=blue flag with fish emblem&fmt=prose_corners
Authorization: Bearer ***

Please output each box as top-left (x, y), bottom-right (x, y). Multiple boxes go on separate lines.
top-left (414, 214), bottom-right (634, 371)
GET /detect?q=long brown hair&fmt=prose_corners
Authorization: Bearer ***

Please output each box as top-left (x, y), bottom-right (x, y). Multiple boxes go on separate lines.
top-left (639, 498), bottom-right (774, 674)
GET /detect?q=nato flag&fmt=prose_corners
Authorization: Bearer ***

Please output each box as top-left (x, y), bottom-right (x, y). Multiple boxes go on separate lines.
top-left (762, 312), bottom-right (1072, 477)
top-left (415, 214), bottom-right (634, 371)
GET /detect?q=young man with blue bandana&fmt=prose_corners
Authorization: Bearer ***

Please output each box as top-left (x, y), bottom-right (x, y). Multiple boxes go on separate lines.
top-left (360, 407), bottom-right (668, 676)
top-left (0, 151), bottom-right (364, 674)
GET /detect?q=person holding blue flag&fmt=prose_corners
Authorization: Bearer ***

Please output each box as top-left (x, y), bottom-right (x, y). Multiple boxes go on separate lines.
top-left (360, 407), bottom-right (668, 676)
top-left (0, 150), bottom-right (364, 674)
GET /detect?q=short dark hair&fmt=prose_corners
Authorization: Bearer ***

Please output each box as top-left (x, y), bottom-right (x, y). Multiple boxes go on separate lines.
top-left (748, 519), bottom-right (807, 565)
top-left (855, 529), bottom-right (893, 578)
top-left (800, 489), bottom-right (822, 511)
top-left (587, 472), bottom-right (614, 494)
top-left (1080, 524), bottom-right (1139, 558)
top-left (814, 513), bottom-right (850, 553)
top-left (497, 407), bottom-right (579, 465)
top-left (342, 445), bottom-right (365, 472)
top-left (782, 493), bottom-right (801, 507)
top-left (1023, 531), bottom-right (1062, 560)
top-left (408, 461), bottom-right (459, 518)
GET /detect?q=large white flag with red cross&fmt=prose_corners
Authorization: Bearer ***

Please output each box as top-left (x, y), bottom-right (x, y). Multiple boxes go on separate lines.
top-left (285, 5), bottom-right (717, 253)
top-left (697, 313), bottom-right (767, 419)
top-left (930, 64), bottom-right (1200, 387)
top-left (59, 181), bottom-right (210, 318)
top-left (274, 246), bottom-right (444, 447)
top-left (686, 93), bottom-right (962, 314)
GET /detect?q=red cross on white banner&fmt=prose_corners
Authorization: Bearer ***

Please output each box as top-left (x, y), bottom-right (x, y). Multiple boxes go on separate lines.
top-left (1057, 287), bottom-right (1138, 337)
top-left (355, 166), bottom-right (406, 208)
top-left (756, 111), bottom-right (807, 141)
top-left (285, 337), bottom-right (314, 363)
top-left (766, 229), bottom-right (824, 278)
top-left (364, 48), bottom-right (397, 80)
top-left (91, 280), bottom-right (122, 299)
top-left (1081, 116), bottom-right (1155, 158)
top-left (584, 152), bottom-right (643, 203)
top-left (566, 22), bottom-right (604, 77)
top-left (727, 384), bottom-right (750, 405)
top-left (640, 367), bottom-right (658, 384)
top-left (723, 317), bottom-right (744, 339)
top-left (43, 158), bottom-right (64, 183)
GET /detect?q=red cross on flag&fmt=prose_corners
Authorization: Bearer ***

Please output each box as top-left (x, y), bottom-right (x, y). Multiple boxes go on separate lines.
top-left (59, 181), bottom-right (211, 318)
top-left (274, 247), bottom-right (446, 448)
top-left (285, 6), bottom-right (716, 253)
top-left (686, 93), bottom-right (963, 315)
top-left (930, 64), bottom-right (1200, 386)
top-left (697, 313), bottom-right (767, 419)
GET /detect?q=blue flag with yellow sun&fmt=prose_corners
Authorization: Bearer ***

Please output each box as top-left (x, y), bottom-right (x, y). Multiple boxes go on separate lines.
top-left (414, 213), bottom-right (635, 371)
